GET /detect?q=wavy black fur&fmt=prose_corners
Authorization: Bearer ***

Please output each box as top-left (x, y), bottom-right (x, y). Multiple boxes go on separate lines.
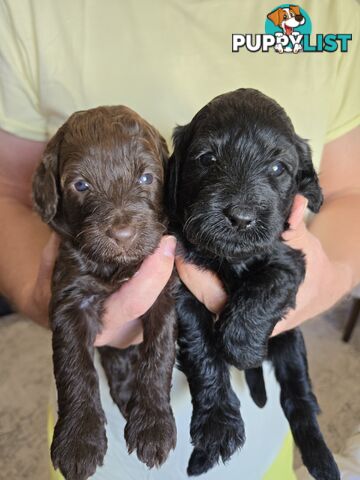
top-left (167, 89), bottom-right (339, 479)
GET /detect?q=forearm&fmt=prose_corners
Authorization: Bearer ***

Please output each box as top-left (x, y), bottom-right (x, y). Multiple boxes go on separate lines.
top-left (0, 195), bottom-right (50, 319)
top-left (272, 192), bottom-right (359, 336)
top-left (0, 129), bottom-right (49, 322)
top-left (309, 192), bottom-right (360, 289)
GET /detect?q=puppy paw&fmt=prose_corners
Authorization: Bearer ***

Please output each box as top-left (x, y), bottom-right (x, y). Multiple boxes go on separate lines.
top-left (125, 401), bottom-right (176, 468)
top-left (302, 444), bottom-right (340, 480)
top-left (51, 411), bottom-right (107, 480)
top-left (217, 322), bottom-right (266, 370)
top-left (187, 398), bottom-right (245, 476)
top-left (187, 448), bottom-right (216, 476)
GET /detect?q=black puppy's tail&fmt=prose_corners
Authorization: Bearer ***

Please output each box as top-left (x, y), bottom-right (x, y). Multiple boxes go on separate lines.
top-left (245, 367), bottom-right (267, 408)
top-left (268, 329), bottom-right (340, 480)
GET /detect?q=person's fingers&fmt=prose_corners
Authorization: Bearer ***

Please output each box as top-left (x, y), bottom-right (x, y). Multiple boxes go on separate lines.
top-left (282, 195), bottom-right (308, 242)
top-left (95, 318), bottom-right (143, 348)
top-left (97, 236), bottom-right (176, 348)
top-left (175, 256), bottom-right (227, 314)
top-left (272, 196), bottom-right (308, 336)
top-left (282, 195), bottom-right (308, 248)
top-left (271, 318), bottom-right (291, 337)
top-left (103, 235), bottom-right (176, 324)
top-left (288, 195), bottom-right (308, 228)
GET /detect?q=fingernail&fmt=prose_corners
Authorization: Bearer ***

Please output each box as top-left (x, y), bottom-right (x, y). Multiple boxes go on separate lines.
top-left (163, 236), bottom-right (177, 257)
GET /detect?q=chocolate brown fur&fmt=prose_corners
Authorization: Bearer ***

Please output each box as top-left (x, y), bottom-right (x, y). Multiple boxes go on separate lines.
top-left (33, 106), bottom-right (177, 480)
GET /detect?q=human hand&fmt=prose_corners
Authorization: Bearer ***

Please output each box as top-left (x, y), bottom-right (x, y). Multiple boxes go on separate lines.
top-left (271, 195), bottom-right (352, 335)
top-left (23, 233), bottom-right (176, 348)
top-left (176, 195), bottom-right (352, 335)
top-left (95, 235), bottom-right (176, 348)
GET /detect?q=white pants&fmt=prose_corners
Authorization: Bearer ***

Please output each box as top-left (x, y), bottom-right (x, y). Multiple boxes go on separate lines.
top-left (88, 351), bottom-right (291, 480)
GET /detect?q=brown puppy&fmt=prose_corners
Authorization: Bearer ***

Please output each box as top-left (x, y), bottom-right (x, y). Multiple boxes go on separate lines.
top-left (32, 106), bottom-right (177, 480)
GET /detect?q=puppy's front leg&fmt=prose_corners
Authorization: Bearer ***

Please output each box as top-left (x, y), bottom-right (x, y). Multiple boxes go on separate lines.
top-left (50, 291), bottom-right (107, 480)
top-left (216, 244), bottom-right (305, 370)
top-left (124, 286), bottom-right (177, 468)
top-left (176, 284), bottom-right (245, 476)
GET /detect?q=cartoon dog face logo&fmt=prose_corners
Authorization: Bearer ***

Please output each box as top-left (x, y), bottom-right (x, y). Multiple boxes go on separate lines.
top-left (267, 5), bottom-right (306, 53)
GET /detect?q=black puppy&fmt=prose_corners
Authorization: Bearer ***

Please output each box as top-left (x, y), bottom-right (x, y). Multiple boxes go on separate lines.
top-left (167, 89), bottom-right (340, 479)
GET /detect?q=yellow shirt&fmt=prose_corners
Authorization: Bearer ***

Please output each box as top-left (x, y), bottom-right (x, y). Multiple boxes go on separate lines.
top-left (0, 0), bottom-right (359, 169)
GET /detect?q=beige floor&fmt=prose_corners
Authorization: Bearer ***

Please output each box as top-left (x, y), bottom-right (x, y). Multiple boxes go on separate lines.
top-left (0, 299), bottom-right (359, 480)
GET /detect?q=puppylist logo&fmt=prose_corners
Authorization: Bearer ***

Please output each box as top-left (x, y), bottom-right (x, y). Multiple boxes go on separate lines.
top-left (232, 4), bottom-right (352, 54)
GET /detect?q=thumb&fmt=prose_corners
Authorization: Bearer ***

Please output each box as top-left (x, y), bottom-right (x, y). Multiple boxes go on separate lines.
top-left (106, 235), bottom-right (176, 321)
top-left (175, 256), bottom-right (227, 314)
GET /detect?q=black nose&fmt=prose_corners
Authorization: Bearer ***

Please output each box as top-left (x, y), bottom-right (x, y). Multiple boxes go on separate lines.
top-left (295, 14), bottom-right (303, 21)
top-left (225, 206), bottom-right (256, 229)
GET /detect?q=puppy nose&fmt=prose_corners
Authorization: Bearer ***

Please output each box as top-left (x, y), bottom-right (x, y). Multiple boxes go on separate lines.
top-left (108, 225), bottom-right (136, 243)
top-left (225, 207), bottom-right (256, 229)
top-left (295, 14), bottom-right (303, 21)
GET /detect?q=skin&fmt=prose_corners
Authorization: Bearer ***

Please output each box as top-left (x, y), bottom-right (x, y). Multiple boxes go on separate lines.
top-left (0, 125), bottom-right (359, 347)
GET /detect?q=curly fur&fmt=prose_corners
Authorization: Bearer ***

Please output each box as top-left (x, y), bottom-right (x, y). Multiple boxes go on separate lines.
top-left (167, 89), bottom-right (339, 479)
top-left (32, 106), bottom-right (177, 480)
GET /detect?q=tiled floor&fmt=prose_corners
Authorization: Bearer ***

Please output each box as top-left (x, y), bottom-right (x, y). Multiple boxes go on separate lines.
top-left (0, 298), bottom-right (359, 480)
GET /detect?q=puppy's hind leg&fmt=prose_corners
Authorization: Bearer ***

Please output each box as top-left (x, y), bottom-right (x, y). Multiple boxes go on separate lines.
top-left (98, 345), bottom-right (140, 418)
top-left (124, 286), bottom-right (177, 468)
top-left (245, 367), bottom-right (267, 408)
top-left (177, 284), bottom-right (245, 476)
top-left (268, 329), bottom-right (340, 480)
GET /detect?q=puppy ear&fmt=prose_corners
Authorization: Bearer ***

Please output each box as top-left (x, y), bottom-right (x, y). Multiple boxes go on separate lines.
top-left (166, 124), bottom-right (190, 213)
top-left (143, 124), bottom-right (169, 175)
top-left (32, 126), bottom-right (64, 223)
top-left (157, 134), bottom-right (170, 173)
top-left (267, 8), bottom-right (282, 26)
top-left (295, 137), bottom-right (323, 213)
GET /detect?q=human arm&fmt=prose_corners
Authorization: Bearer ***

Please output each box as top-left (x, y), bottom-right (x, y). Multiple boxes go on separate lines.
top-left (0, 129), bottom-right (49, 321)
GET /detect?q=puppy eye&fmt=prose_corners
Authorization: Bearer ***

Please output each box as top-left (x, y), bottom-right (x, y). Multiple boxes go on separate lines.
top-left (138, 173), bottom-right (153, 185)
top-left (197, 152), bottom-right (217, 167)
top-left (270, 162), bottom-right (286, 177)
top-left (73, 180), bottom-right (90, 192)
